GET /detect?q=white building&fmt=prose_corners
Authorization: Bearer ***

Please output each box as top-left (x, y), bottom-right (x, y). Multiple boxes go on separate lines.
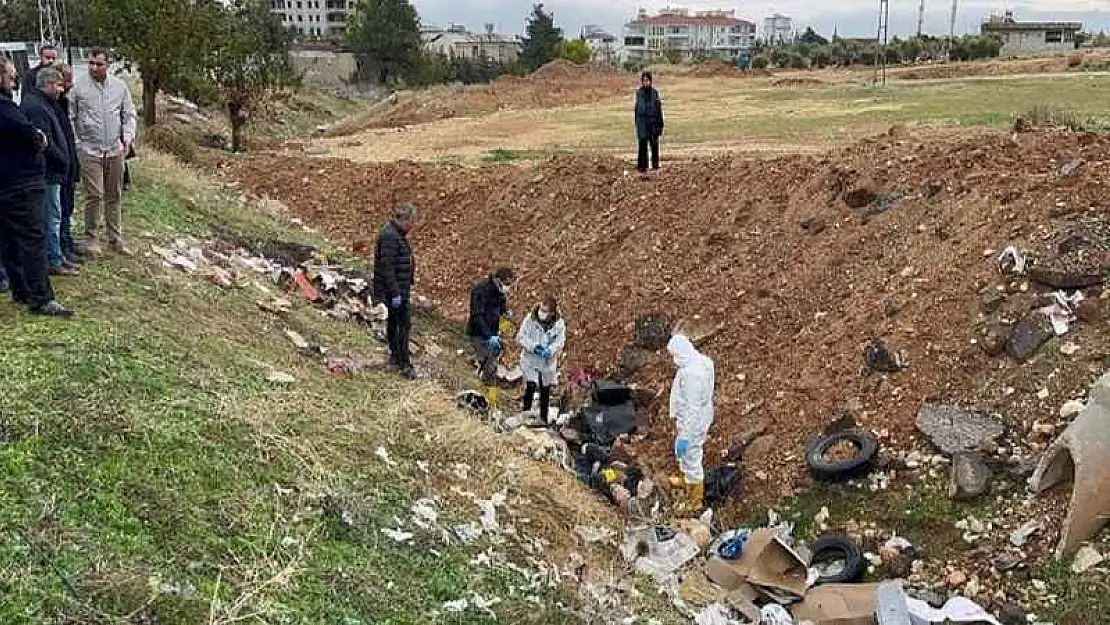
top-left (621, 7), bottom-right (756, 64)
top-left (270, 0), bottom-right (355, 40)
top-left (422, 23), bottom-right (521, 65)
top-left (763, 13), bottom-right (793, 44)
top-left (981, 12), bottom-right (1082, 56)
top-left (582, 24), bottom-right (619, 65)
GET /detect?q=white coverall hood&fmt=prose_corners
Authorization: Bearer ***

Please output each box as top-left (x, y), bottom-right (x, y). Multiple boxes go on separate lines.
top-left (667, 333), bottom-right (715, 483)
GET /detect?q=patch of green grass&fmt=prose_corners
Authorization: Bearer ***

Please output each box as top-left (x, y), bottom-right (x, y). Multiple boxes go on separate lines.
top-left (483, 148), bottom-right (524, 163)
top-left (0, 156), bottom-right (611, 624)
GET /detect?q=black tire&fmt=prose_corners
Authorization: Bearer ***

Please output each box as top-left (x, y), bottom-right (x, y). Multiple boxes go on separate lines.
top-left (808, 533), bottom-right (865, 585)
top-left (805, 431), bottom-right (879, 482)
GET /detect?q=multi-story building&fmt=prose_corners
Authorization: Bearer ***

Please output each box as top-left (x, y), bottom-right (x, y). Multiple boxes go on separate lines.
top-left (763, 13), bottom-right (793, 44)
top-left (582, 24), bottom-right (619, 65)
top-left (270, 0), bottom-right (355, 40)
top-left (621, 7), bottom-right (756, 64)
top-left (422, 24), bottom-right (521, 65)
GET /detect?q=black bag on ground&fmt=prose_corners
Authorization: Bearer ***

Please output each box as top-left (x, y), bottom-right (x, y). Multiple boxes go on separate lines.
top-left (705, 465), bottom-right (742, 504)
top-left (582, 402), bottom-right (637, 446)
top-left (592, 380), bottom-right (632, 406)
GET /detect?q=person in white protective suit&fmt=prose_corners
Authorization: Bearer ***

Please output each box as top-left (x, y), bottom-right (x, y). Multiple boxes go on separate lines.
top-left (667, 332), bottom-right (715, 514)
top-left (516, 296), bottom-right (567, 424)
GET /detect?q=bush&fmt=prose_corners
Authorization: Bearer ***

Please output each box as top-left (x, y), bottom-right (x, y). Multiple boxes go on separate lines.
top-left (788, 52), bottom-right (808, 69)
top-left (146, 124), bottom-right (198, 162)
top-left (752, 55), bottom-right (770, 69)
top-left (1022, 105), bottom-right (1091, 132)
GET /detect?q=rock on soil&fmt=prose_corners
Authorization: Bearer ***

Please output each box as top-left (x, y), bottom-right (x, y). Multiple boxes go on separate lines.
top-left (949, 452), bottom-right (992, 501)
top-left (223, 130), bottom-right (1110, 503)
top-left (1006, 313), bottom-right (1055, 360)
top-left (917, 405), bottom-right (1005, 456)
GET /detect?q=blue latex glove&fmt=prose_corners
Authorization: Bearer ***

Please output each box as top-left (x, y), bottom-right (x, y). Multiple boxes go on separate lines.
top-left (539, 345), bottom-right (554, 359)
top-left (390, 295), bottom-right (403, 309)
top-left (533, 344), bottom-right (546, 356)
top-left (675, 438), bottom-right (690, 460)
top-left (487, 335), bottom-right (502, 351)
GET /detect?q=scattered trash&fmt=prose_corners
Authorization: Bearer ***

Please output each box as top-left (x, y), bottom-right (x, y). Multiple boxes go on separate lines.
top-left (326, 357), bottom-right (379, 377)
top-left (453, 524), bottom-right (480, 543)
top-left (381, 528), bottom-right (414, 543)
top-left (476, 492), bottom-right (506, 532)
top-left (808, 534), bottom-right (865, 585)
top-left (916, 404), bottom-right (1005, 456)
top-left (411, 499), bottom-right (438, 529)
top-left (1009, 520), bottom-right (1042, 547)
top-left (1058, 157), bottom-right (1085, 178)
top-left (1038, 290), bottom-right (1084, 335)
top-left (904, 596), bottom-right (1001, 625)
top-left (258, 367), bottom-right (294, 385)
top-left (996, 245), bottom-right (1027, 275)
top-left (574, 525), bottom-right (616, 544)
top-left (805, 431), bottom-right (879, 482)
top-left (876, 580), bottom-right (912, 625)
top-left (375, 446), bottom-right (398, 467)
top-left (442, 599), bottom-right (469, 613)
top-left (865, 339), bottom-right (905, 373)
top-left (1006, 312), bottom-right (1056, 360)
top-left (949, 452), bottom-right (992, 501)
top-left (496, 364), bottom-right (524, 383)
top-left (622, 526), bottom-right (700, 581)
top-left (716, 530), bottom-right (752, 560)
top-left (1071, 545), bottom-right (1104, 573)
top-left (1060, 342), bottom-right (1081, 356)
top-left (706, 528), bottom-right (809, 603)
top-left (456, 390), bottom-right (490, 416)
top-left (790, 583), bottom-right (882, 624)
top-left (1031, 372), bottom-right (1110, 557)
top-left (284, 329), bottom-right (310, 350)
top-left (694, 604), bottom-right (746, 625)
top-left (1059, 399), bottom-right (1085, 419)
top-left (759, 604), bottom-right (794, 625)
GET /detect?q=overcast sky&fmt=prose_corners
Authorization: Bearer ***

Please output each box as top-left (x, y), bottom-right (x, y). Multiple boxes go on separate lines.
top-left (412, 0), bottom-right (1110, 38)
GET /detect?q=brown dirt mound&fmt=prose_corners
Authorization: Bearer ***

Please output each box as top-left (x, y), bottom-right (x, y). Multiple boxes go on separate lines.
top-left (893, 56), bottom-right (1071, 81)
top-left (688, 61), bottom-right (770, 79)
top-left (345, 63), bottom-right (629, 131)
top-left (222, 130), bottom-right (1110, 504)
top-left (772, 77), bottom-right (825, 88)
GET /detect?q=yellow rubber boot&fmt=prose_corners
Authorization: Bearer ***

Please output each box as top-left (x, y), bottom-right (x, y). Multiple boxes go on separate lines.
top-left (483, 385), bottom-right (501, 406)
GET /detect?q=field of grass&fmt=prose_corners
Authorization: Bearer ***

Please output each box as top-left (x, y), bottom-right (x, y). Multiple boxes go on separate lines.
top-left (315, 71), bottom-right (1110, 163)
top-left (0, 155), bottom-right (682, 624)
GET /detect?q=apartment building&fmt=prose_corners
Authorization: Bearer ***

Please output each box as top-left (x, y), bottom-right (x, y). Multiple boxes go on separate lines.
top-left (763, 14), bottom-right (793, 44)
top-left (582, 24), bottom-right (619, 65)
top-left (270, 0), bottom-right (355, 40)
top-left (621, 8), bottom-right (756, 64)
top-left (422, 24), bottom-right (521, 65)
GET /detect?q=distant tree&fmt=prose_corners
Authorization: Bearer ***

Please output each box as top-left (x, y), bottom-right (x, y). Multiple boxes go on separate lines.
top-left (661, 44), bottom-right (684, 65)
top-left (0, 0), bottom-right (96, 50)
top-left (519, 3), bottom-right (562, 72)
top-left (787, 51), bottom-right (807, 69)
top-left (555, 38), bottom-right (590, 64)
top-left (89, 0), bottom-right (223, 126)
top-left (207, 0), bottom-right (294, 152)
top-left (810, 46), bottom-right (832, 68)
top-left (798, 27), bottom-right (828, 46)
top-left (751, 54), bottom-right (770, 69)
top-left (346, 0), bottom-right (422, 85)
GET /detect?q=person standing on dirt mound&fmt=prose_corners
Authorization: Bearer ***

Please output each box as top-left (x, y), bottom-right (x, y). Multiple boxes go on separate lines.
top-left (516, 295), bottom-right (566, 424)
top-left (634, 71), bottom-right (664, 173)
top-left (467, 267), bottom-right (516, 405)
top-left (667, 331), bottom-right (715, 515)
top-left (373, 202), bottom-right (417, 379)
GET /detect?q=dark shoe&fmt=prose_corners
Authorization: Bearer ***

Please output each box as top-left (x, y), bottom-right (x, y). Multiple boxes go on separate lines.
top-left (49, 266), bottom-right (78, 277)
top-left (62, 259), bottom-right (82, 271)
top-left (31, 300), bottom-right (74, 317)
top-left (400, 366), bottom-right (418, 380)
top-left (64, 253), bottom-right (84, 266)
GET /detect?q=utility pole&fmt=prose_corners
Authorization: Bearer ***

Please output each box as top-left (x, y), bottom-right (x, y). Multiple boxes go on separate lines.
top-left (874, 0), bottom-right (890, 86)
top-left (37, 0), bottom-right (62, 45)
top-left (947, 0), bottom-right (958, 61)
top-left (917, 0), bottom-right (925, 38)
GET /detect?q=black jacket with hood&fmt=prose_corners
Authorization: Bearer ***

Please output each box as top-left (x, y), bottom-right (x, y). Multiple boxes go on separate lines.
top-left (634, 86), bottom-right (664, 140)
top-left (467, 277), bottom-right (507, 339)
top-left (20, 86), bottom-right (70, 184)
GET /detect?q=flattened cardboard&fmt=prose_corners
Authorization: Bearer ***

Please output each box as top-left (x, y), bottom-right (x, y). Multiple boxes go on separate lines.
top-left (705, 529), bottom-right (809, 600)
top-left (791, 583), bottom-right (881, 625)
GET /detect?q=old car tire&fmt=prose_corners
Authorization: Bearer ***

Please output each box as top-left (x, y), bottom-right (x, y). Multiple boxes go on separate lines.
top-left (809, 533), bottom-right (865, 585)
top-left (805, 431), bottom-right (879, 482)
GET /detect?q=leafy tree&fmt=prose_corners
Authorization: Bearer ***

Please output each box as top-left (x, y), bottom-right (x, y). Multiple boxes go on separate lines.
top-left (346, 0), bottom-right (422, 84)
top-left (519, 3), bottom-right (562, 72)
top-left (207, 0), bottom-right (294, 151)
top-left (0, 0), bottom-right (96, 51)
top-left (751, 55), bottom-right (770, 69)
top-left (89, 0), bottom-right (222, 126)
top-left (661, 44), bottom-right (684, 65)
top-left (798, 27), bottom-right (828, 46)
top-left (555, 39), bottom-right (590, 64)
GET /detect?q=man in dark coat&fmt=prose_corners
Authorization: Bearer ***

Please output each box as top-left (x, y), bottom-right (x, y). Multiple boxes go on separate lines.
top-left (467, 267), bottom-right (516, 404)
top-left (634, 71), bottom-right (664, 173)
top-left (55, 63), bottom-right (81, 265)
top-left (22, 67), bottom-right (77, 276)
top-left (0, 56), bottom-right (72, 316)
top-left (373, 203), bottom-right (417, 378)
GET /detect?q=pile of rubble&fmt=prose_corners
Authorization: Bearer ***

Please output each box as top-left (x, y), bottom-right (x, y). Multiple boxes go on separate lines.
top-left (222, 129), bottom-right (1110, 506)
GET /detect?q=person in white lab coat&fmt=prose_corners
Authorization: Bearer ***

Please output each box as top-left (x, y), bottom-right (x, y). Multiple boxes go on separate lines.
top-left (668, 332), bottom-right (715, 514)
top-left (516, 296), bottom-right (566, 423)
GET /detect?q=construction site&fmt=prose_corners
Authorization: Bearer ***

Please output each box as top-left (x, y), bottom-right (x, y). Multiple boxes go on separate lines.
top-left (4, 1), bottom-right (1110, 620)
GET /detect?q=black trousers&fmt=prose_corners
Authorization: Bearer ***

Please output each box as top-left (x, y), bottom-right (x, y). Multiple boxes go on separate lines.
top-left (386, 298), bottom-right (412, 369)
top-left (637, 136), bottom-right (660, 172)
top-left (60, 178), bottom-right (76, 256)
top-left (523, 376), bottom-right (553, 421)
top-left (0, 182), bottom-right (55, 309)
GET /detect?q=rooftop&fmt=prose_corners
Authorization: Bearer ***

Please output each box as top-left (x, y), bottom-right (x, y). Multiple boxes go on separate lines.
top-left (981, 21), bottom-right (1083, 31)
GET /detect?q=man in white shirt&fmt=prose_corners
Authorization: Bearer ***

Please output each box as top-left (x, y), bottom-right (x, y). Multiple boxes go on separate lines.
top-left (69, 47), bottom-right (137, 255)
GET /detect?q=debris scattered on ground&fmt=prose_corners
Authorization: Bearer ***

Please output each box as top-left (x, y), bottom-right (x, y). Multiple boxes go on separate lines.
top-left (1071, 545), bottom-right (1104, 573)
top-left (375, 446), bottom-right (398, 467)
top-left (905, 595), bottom-right (1002, 625)
top-left (265, 370), bottom-right (296, 384)
top-left (1009, 520), bottom-right (1043, 548)
top-left (916, 405), bottom-right (1005, 456)
top-left (622, 526), bottom-right (700, 581)
top-left (381, 527), bottom-right (414, 543)
top-left (996, 245), bottom-right (1027, 275)
top-left (865, 338), bottom-right (906, 373)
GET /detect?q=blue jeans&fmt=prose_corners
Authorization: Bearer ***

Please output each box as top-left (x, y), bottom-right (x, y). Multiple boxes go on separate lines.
top-left (43, 183), bottom-right (63, 268)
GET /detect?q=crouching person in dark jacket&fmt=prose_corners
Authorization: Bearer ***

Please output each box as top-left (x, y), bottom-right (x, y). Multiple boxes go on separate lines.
top-left (373, 203), bottom-right (417, 379)
top-left (0, 56), bottom-right (72, 317)
top-left (467, 267), bottom-right (516, 405)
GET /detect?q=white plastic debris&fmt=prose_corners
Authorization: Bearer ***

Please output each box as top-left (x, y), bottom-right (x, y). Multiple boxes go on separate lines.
top-left (265, 371), bottom-right (295, 384)
top-left (1060, 399), bottom-right (1086, 419)
top-left (574, 525), bottom-right (616, 544)
top-left (411, 499), bottom-right (438, 529)
top-left (814, 506), bottom-right (831, 529)
top-left (477, 492), bottom-right (506, 532)
top-left (375, 446), bottom-right (398, 467)
top-left (284, 329), bottom-right (310, 349)
top-left (454, 524), bottom-right (481, 543)
top-left (997, 246), bottom-right (1027, 275)
top-left (759, 604), bottom-right (794, 625)
top-left (906, 596), bottom-right (1001, 625)
top-left (1060, 342), bottom-right (1081, 356)
top-left (381, 528), bottom-right (414, 543)
top-left (442, 599), bottom-right (469, 613)
top-left (694, 603), bottom-right (746, 625)
top-left (1072, 545), bottom-right (1104, 573)
top-left (1038, 291), bottom-right (1084, 335)
top-left (1010, 520), bottom-right (1043, 547)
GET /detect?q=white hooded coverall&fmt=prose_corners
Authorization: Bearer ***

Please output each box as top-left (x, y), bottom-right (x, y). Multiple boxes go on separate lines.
top-left (516, 311), bottom-right (567, 385)
top-left (667, 334), bottom-right (715, 483)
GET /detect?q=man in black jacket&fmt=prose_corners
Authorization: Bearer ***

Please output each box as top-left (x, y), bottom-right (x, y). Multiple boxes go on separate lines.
top-left (22, 67), bottom-right (77, 276)
top-left (373, 203), bottom-right (417, 378)
top-left (0, 56), bottom-right (72, 316)
top-left (55, 64), bottom-right (81, 265)
top-left (634, 71), bottom-right (664, 173)
top-left (467, 267), bottom-right (516, 403)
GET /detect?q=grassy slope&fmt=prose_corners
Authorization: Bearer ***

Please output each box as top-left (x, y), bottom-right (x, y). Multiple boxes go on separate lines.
top-left (0, 155), bottom-right (680, 624)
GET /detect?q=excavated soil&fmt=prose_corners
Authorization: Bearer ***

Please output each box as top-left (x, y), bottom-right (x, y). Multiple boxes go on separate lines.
top-left (336, 60), bottom-right (630, 131)
top-left (220, 130), bottom-right (1110, 502)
